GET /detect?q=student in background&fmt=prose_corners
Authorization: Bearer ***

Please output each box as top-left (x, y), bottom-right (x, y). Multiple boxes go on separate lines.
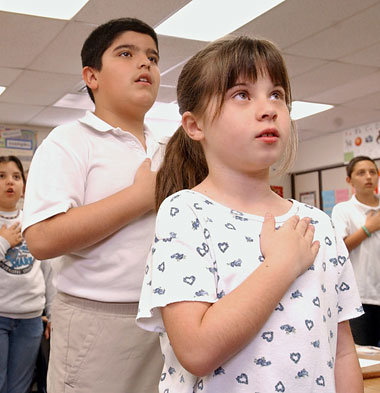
top-left (0, 155), bottom-right (54, 393)
top-left (22, 18), bottom-right (163, 393)
top-left (332, 155), bottom-right (380, 346)
top-left (137, 36), bottom-right (364, 393)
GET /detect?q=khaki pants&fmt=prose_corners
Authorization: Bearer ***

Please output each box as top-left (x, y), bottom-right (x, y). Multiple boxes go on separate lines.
top-left (47, 293), bottom-right (163, 393)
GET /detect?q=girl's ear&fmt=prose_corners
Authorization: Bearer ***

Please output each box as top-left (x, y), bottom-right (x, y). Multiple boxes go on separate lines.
top-left (82, 66), bottom-right (98, 91)
top-left (182, 111), bottom-right (205, 141)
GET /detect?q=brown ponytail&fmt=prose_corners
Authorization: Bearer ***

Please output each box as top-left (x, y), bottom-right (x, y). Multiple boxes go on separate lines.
top-left (155, 126), bottom-right (208, 211)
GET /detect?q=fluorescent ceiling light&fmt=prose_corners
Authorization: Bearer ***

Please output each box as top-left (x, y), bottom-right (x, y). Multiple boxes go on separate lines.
top-left (0, 0), bottom-right (89, 20)
top-left (53, 93), bottom-right (94, 111)
top-left (0, 86), bottom-right (6, 96)
top-left (156, 0), bottom-right (285, 41)
top-left (291, 101), bottom-right (334, 120)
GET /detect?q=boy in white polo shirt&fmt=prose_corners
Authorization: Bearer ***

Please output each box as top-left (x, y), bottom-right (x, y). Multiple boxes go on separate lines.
top-left (22, 18), bottom-right (164, 393)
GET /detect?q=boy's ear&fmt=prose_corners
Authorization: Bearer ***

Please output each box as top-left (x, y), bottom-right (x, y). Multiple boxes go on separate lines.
top-left (346, 176), bottom-right (351, 185)
top-left (182, 111), bottom-right (205, 141)
top-left (82, 66), bottom-right (98, 91)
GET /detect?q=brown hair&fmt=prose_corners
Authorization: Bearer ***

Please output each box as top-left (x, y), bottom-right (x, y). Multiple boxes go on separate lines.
top-left (346, 155), bottom-right (378, 177)
top-left (155, 36), bottom-right (297, 211)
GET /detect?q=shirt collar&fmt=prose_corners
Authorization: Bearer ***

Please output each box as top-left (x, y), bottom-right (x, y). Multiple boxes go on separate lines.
top-left (78, 111), bottom-right (160, 143)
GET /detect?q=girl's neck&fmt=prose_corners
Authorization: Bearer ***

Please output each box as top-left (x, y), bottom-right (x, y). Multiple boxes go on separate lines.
top-left (193, 169), bottom-right (291, 216)
top-left (355, 191), bottom-right (379, 207)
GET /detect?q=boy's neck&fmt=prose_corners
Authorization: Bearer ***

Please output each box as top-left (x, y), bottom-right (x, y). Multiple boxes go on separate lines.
top-left (94, 107), bottom-right (147, 149)
top-left (355, 191), bottom-right (379, 207)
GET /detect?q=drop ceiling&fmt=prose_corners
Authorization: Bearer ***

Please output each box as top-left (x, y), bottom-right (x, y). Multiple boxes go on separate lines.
top-left (0, 0), bottom-right (379, 141)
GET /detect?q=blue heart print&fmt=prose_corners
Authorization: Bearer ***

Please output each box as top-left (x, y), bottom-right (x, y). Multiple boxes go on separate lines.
top-left (329, 258), bottom-right (338, 266)
top-left (312, 297), bottom-right (320, 307)
top-left (261, 331), bottom-right (274, 342)
top-left (192, 218), bottom-right (200, 230)
top-left (195, 289), bottom-right (208, 297)
top-left (170, 207), bottom-right (179, 217)
top-left (322, 262), bottom-right (326, 271)
top-left (324, 236), bottom-right (332, 246)
top-left (204, 228), bottom-right (210, 239)
top-left (197, 380), bottom-right (204, 389)
top-left (171, 253), bottom-right (185, 261)
top-left (193, 203), bottom-right (203, 210)
top-left (170, 194), bottom-right (180, 202)
top-left (338, 255), bottom-right (346, 265)
top-left (311, 340), bottom-right (320, 348)
top-left (275, 303), bottom-right (284, 311)
top-left (164, 389), bottom-right (169, 393)
top-left (160, 372), bottom-right (166, 381)
top-left (183, 276), bottom-right (195, 285)
top-left (168, 366), bottom-right (175, 375)
top-left (327, 307), bottom-right (332, 318)
top-left (305, 320), bottom-right (314, 330)
top-left (280, 324), bottom-right (296, 334)
top-left (196, 243), bottom-right (209, 257)
top-left (145, 265), bottom-right (149, 274)
top-left (295, 368), bottom-right (309, 379)
top-left (290, 290), bottom-right (303, 299)
top-left (158, 262), bottom-right (165, 272)
top-left (218, 242), bottom-right (229, 253)
top-left (162, 232), bottom-right (177, 242)
top-left (236, 373), bottom-right (248, 384)
top-left (339, 282), bottom-right (350, 291)
top-left (225, 223), bottom-right (236, 230)
top-left (316, 376), bottom-right (325, 386)
top-left (254, 357), bottom-right (272, 366)
top-left (275, 381), bottom-right (285, 392)
top-left (214, 367), bottom-right (225, 376)
top-left (245, 236), bottom-right (253, 242)
top-left (290, 352), bottom-right (301, 363)
top-left (153, 287), bottom-right (165, 295)
top-left (228, 259), bottom-right (242, 267)
top-left (321, 284), bottom-right (326, 293)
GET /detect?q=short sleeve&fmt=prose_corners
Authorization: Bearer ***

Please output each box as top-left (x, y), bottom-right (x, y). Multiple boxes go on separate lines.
top-left (334, 233), bottom-right (363, 322)
top-left (22, 126), bottom-right (87, 233)
top-left (137, 193), bottom-right (218, 332)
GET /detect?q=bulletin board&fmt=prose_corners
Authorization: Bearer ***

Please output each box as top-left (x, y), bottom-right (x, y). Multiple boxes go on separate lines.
top-left (343, 121), bottom-right (380, 163)
top-left (0, 127), bottom-right (38, 170)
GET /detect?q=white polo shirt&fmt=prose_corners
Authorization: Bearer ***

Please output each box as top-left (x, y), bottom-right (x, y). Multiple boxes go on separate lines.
top-left (23, 111), bottom-right (165, 302)
top-left (332, 194), bottom-right (380, 305)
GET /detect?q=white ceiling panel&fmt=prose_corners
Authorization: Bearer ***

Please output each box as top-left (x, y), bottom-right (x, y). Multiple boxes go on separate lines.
top-left (307, 70), bottom-right (380, 104)
top-left (0, 67), bottom-right (23, 86)
top-left (0, 71), bottom-right (82, 105)
top-left (235, 0), bottom-right (380, 48)
top-left (0, 12), bottom-right (66, 68)
top-left (291, 62), bottom-right (378, 100)
top-left (340, 41), bottom-right (380, 67)
top-left (28, 21), bottom-right (96, 75)
top-left (295, 105), bottom-right (380, 134)
top-left (284, 2), bottom-right (380, 60)
top-left (0, 0), bottom-right (379, 141)
top-left (343, 91), bottom-right (380, 110)
top-left (283, 54), bottom-right (327, 78)
top-left (0, 102), bottom-right (44, 124)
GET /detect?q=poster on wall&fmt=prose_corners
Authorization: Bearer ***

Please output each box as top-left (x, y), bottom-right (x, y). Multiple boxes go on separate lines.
top-left (343, 121), bottom-right (380, 163)
top-left (0, 128), bottom-right (38, 170)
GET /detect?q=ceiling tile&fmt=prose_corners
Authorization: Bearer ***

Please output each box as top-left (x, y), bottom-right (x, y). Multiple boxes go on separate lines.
top-left (0, 67), bottom-right (23, 86)
top-left (340, 41), bottom-right (380, 67)
top-left (284, 2), bottom-right (380, 60)
top-left (291, 61), bottom-right (378, 100)
top-left (29, 21), bottom-right (96, 75)
top-left (28, 107), bottom-right (87, 127)
top-left (0, 12), bottom-right (66, 68)
top-left (235, 0), bottom-right (379, 48)
top-left (0, 71), bottom-right (82, 105)
top-left (0, 102), bottom-right (44, 125)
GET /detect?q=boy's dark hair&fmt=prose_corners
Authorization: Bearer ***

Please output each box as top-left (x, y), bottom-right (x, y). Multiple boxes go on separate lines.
top-left (81, 17), bottom-right (159, 103)
top-left (346, 155), bottom-right (378, 177)
top-left (0, 155), bottom-right (26, 185)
